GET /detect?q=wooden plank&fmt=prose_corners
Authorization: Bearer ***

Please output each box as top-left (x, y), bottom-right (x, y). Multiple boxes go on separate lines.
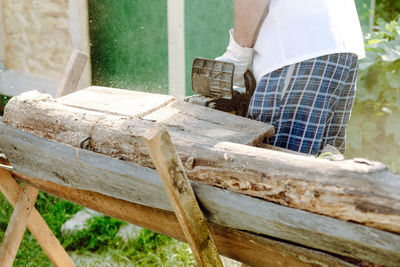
top-left (55, 49), bottom-right (89, 98)
top-left (57, 86), bottom-right (175, 117)
top-left (0, 169), bottom-right (75, 267)
top-left (143, 125), bottom-right (223, 267)
top-left (13, 173), bottom-right (355, 267)
top-left (167, 0), bottom-right (186, 97)
top-left (143, 100), bottom-right (274, 145)
top-left (3, 90), bottom-right (400, 234)
top-left (0, 184), bottom-right (39, 267)
top-left (3, 90), bottom-right (272, 170)
top-left (57, 87), bottom-right (272, 145)
top-left (0, 124), bottom-right (399, 266)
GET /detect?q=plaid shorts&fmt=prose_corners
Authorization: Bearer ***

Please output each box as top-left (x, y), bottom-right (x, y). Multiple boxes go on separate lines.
top-left (247, 53), bottom-right (359, 155)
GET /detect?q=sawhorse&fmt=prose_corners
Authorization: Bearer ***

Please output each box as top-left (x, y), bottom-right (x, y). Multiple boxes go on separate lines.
top-left (0, 166), bottom-right (75, 266)
top-left (0, 49), bottom-right (88, 266)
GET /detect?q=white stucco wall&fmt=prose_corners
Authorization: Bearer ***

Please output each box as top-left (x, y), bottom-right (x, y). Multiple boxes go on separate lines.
top-left (0, 0), bottom-right (90, 96)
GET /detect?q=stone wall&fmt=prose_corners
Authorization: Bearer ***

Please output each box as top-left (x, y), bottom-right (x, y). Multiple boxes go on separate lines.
top-left (0, 0), bottom-right (90, 96)
top-left (3, 0), bottom-right (72, 79)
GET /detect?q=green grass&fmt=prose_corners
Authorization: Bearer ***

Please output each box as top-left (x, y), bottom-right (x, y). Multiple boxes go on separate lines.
top-left (69, 229), bottom-right (195, 267)
top-left (0, 190), bottom-right (53, 266)
top-left (0, 191), bottom-right (195, 266)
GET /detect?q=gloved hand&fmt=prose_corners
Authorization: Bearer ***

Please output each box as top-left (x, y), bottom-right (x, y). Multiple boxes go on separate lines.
top-left (216, 29), bottom-right (254, 87)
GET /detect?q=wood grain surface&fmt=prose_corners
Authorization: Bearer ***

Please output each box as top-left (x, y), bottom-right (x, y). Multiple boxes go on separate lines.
top-left (0, 124), bottom-right (399, 266)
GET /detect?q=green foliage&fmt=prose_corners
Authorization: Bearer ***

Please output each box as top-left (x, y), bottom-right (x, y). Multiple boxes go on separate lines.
top-left (35, 191), bottom-right (82, 237)
top-left (69, 229), bottom-right (195, 266)
top-left (62, 216), bottom-right (125, 252)
top-left (1, 191), bottom-right (194, 266)
top-left (0, 94), bottom-right (12, 116)
top-left (356, 17), bottom-right (400, 104)
top-left (346, 17), bottom-right (400, 172)
top-left (0, 191), bottom-right (54, 266)
top-left (61, 216), bottom-right (195, 266)
top-left (375, 0), bottom-right (400, 22)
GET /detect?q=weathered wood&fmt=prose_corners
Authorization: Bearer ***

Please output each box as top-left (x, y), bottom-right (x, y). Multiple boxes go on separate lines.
top-left (0, 124), bottom-right (399, 266)
top-left (3, 90), bottom-right (400, 234)
top-left (4, 90), bottom-right (272, 168)
top-left (143, 100), bottom-right (273, 146)
top-left (55, 49), bottom-right (88, 98)
top-left (57, 86), bottom-right (273, 145)
top-left (0, 184), bottom-right (39, 267)
top-left (13, 173), bottom-right (355, 267)
top-left (57, 86), bottom-right (175, 117)
top-left (0, 169), bottom-right (75, 267)
top-left (143, 125), bottom-right (223, 267)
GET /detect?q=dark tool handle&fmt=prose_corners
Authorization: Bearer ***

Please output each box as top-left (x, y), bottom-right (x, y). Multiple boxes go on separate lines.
top-left (244, 70), bottom-right (257, 98)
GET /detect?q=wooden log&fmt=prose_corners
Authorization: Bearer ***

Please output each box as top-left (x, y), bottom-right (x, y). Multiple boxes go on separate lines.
top-left (3, 90), bottom-right (400, 235)
top-left (0, 169), bottom-right (75, 267)
top-left (13, 173), bottom-right (355, 267)
top-left (143, 125), bottom-right (223, 267)
top-left (0, 124), bottom-right (399, 266)
top-left (0, 184), bottom-right (39, 267)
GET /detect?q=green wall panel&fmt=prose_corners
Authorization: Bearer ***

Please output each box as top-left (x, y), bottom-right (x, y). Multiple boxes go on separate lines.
top-left (185, 1), bottom-right (233, 95)
top-left (355, 0), bottom-right (372, 33)
top-left (88, 1), bottom-right (367, 95)
top-left (88, 0), bottom-right (168, 93)
top-left (89, 0), bottom-right (232, 95)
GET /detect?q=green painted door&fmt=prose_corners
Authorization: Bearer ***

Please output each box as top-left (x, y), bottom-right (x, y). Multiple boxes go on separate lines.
top-left (89, 0), bottom-right (232, 95)
top-left (88, 0), bottom-right (368, 96)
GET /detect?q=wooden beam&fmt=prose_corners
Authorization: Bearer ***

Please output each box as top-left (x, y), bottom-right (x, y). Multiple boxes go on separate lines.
top-left (0, 168), bottom-right (75, 267)
top-left (0, 184), bottom-right (39, 267)
top-left (167, 0), bottom-right (186, 97)
top-left (55, 49), bottom-right (89, 98)
top-left (0, 124), bottom-right (399, 266)
top-left (143, 125), bottom-right (223, 267)
top-left (13, 173), bottom-right (355, 267)
top-left (3, 90), bottom-right (399, 234)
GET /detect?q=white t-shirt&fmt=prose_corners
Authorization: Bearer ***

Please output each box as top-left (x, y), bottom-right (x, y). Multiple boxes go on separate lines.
top-left (253, 0), bottom-right (366, 82)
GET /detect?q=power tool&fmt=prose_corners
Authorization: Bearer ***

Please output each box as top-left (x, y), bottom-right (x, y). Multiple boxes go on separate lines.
top-left (185, 58), bottom-right (256, 117)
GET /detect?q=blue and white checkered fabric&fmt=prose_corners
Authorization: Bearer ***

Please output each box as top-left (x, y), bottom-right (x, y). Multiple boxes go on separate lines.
top-left (247, 53), bottom-right (359, 155)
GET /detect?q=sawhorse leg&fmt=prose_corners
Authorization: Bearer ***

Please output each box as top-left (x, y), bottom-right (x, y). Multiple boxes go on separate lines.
top-left (143, 125), bottom-right (223, 267)
top-left (0, 183), bottom-right (38, 266)
top-left (0, 168), bottom-right (75, 266)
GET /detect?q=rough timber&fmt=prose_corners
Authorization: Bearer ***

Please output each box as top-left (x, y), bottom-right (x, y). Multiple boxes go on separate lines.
top-left (1, 87), bottom-right (400, 266)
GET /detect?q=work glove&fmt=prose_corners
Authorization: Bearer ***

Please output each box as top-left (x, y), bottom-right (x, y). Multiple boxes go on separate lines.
top-left (216, 29), bottom-right (254, 87)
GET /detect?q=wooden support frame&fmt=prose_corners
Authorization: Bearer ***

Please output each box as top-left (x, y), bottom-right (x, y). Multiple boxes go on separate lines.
top-left (0, 184), bottom-right (39, 267)
top-left (144, 125), bottom-right (223, 267)
top-left (11, 172), bottom-right (354, 267)
top-left (1, 123), bottom-right (399, 266)
top-left (0, 47), bottom-right (87, 266)
top-left (0, 168), bottom-right (75, 266)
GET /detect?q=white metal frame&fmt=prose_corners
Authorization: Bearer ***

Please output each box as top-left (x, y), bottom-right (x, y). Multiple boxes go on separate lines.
top-left (167, 0), bottom-right (186, 98)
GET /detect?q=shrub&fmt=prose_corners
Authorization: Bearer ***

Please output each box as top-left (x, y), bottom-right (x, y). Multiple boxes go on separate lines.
top-left (346, 16), bottom-right (400, 172)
